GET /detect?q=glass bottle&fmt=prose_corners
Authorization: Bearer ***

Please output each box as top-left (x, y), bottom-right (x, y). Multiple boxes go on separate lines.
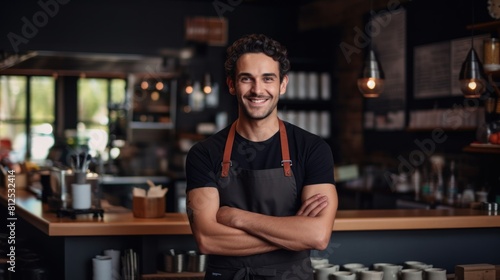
top-left (446, 161), bottom-right (457, 206)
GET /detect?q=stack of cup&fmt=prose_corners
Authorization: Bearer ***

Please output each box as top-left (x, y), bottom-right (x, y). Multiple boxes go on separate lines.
top-left (103, 249), bottom-right (121, 280)
top-left (92, 255), bottom-right (112, 280)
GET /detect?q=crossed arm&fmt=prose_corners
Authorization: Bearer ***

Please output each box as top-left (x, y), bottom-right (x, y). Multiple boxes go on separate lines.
top-left (186, 183), bottom-right (338, 256)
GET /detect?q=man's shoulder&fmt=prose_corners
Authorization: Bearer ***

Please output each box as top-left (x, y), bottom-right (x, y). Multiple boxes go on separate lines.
top-left (284, 121), bottom-right (325, 142)
top-left (190, 125), bottom-right (231, 152)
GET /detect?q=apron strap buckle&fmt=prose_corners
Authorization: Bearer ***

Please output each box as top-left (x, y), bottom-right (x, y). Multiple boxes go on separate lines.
top-left (221, 161), bottom-right (232, 178)
top-left (281, 160), bottom-right (293, 177)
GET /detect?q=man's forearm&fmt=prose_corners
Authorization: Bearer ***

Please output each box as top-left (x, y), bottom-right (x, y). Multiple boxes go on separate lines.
top-left (216, 186), bottom-right (337, 251)
top-left (192, 223), bottom-right (280, 256)
top-left (220, 208), bottom-right (331, 251)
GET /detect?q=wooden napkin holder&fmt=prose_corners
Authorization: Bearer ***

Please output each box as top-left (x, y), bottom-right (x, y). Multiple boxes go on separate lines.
top-left (132, 196), bottom-right (165, 218)
top-left (455, 264), bottom-right (496, 280)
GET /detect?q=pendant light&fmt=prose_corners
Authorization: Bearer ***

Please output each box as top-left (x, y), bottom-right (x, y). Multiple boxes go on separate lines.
top-left (458, 0), bottom-right (487, 98)
top-left (459, 48), bottom-right (486, 98)
top-left (358, 49), bottom-right (385, 98)
top-left (357, 0), bottom-right (385, 98)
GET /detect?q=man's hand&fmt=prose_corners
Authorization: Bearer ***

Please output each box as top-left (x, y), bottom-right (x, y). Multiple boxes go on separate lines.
top-left (296, 194), bottom-right (328, 216)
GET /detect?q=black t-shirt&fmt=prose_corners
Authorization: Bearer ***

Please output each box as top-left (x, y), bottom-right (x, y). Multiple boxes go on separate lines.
top-left (186, 121), bottom-right (335, 199)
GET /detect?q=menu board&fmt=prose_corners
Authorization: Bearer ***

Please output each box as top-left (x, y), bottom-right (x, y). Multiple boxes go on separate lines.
top-left (413, 42), bottom-right (451, 98)
top-left (413, 34), bottom-right (488, 99)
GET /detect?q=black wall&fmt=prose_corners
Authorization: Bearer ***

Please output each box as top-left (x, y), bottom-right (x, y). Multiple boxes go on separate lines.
top-left (0, 0), bottom-right (298, 55)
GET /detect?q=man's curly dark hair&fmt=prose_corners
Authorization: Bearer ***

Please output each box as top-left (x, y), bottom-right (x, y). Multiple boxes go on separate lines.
top-left (224, 34), bottom-right (290, 82)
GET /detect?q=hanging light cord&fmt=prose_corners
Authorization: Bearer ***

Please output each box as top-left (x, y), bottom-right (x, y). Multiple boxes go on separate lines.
top-left (369, 0), bottom-right (374, 49)
top-left (470, 0), bottom-right (475, 47)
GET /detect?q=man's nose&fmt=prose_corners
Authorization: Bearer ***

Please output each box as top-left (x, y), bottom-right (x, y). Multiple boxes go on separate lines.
top-left (251, 80), bottom-right (264, 93)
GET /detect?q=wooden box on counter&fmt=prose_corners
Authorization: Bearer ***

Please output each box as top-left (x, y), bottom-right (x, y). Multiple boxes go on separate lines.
top-left (133, 196), bottom-right (166, 218)
top-left (455, 264), bottom-right (496, 280)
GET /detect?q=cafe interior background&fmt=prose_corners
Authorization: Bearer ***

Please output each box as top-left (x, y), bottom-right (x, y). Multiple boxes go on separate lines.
top-left (1, 0), bottom-right (500, 212)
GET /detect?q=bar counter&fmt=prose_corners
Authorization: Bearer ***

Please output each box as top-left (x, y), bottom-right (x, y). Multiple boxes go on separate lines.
top-left (4, 190), bottom-right (500, 236)
top-left (1, 189), bottom-right (499, 280)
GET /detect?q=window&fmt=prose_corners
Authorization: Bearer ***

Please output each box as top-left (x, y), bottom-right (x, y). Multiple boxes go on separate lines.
top-left (77, 78), bottom-right (126, 154)
top-left (0, 75), bottom-right (126, 165)
top-left (0, 75), bottom-right (55, 164)
top-left (30, 76), bottom-right (55, 161)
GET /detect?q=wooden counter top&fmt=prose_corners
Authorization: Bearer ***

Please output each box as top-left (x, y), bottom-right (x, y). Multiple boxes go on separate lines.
top-left (2, 189), bottom-right (500, 237)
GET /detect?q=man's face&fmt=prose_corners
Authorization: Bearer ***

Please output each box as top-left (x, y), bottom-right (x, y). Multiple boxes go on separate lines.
top-left (228, 53), bottom-right (288, 121)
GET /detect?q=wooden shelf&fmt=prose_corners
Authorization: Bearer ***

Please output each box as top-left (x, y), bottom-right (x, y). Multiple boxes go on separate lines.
top-left (130, 122), bottom-right (174, 129)
top-left (467, 20), bottom-right (500, 33)
top-left (463, 143), bottom-right (500, 154)
top-left (142, 272), bottom-right (204, 280)
top-left (406, 127), bottom-right (477, 132)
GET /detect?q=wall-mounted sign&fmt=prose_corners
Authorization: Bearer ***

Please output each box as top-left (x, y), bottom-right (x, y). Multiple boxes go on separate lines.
top-left (185, 17), bottom-right (228, 46)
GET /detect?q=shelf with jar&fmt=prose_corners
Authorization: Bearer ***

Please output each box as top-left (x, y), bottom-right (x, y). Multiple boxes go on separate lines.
top-left (128, 74), bottom-right (177, 130)
top-left (278, 69), bottom-right (335, 140)
top-left (476, 40), bottom-right (500, 151)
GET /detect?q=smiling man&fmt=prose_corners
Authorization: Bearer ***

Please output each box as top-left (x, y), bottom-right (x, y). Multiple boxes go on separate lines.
top-left (185, 34), bottom-right (338, 280)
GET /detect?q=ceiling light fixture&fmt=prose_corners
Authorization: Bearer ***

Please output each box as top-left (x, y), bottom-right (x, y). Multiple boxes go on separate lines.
top-left (458, 0), bottom-right (487, 98)
top-left (357, 0), bottom-right (385, 98)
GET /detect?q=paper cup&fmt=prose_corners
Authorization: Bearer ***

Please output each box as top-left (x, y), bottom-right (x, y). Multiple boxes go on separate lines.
top-left (72, 183), bottom-right (91, 209)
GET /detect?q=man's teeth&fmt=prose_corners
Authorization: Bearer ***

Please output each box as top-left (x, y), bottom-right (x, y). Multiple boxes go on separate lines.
top-left (250, 99), bottom-right (266, 103)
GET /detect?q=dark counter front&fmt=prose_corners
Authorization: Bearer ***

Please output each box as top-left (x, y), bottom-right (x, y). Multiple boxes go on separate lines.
top-left (1, 189), bottom-right (499, 280)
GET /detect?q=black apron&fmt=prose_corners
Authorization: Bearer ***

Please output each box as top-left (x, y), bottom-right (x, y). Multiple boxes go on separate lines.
top-left (205, 119), bottom-right (313, 280)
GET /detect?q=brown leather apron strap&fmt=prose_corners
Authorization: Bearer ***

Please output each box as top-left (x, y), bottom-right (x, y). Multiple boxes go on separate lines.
top-left (278, 119), bottom-right (292, 177)
top-left (221, 121), bottom-right (237, 178)
top-left (221, 119), bottom-right (292, 178)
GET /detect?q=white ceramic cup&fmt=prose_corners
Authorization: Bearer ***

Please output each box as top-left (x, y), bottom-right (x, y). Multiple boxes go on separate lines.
top-left (330, 271), bottom-right (356, 280)
top-left (311, 257), bottom-right (330, 268)
top-left (343, 263), bottom-right (365, 271)
top-left (71, 183), bottom-right (91, 209)
top-left (347, 266), bottom-right (369, 280)
top-left (404, 261), bottom-right (433, 270)
top-left (360, 270), bottom-right (384, 280)
top-left (400, 269), bottom-right (423, 280)
top-left (373, 263), bottom-right (394, 270)
top-left (424, 268), bottom-right (446, 280)
top-left (379, 264), bottom-right (402, 280)
top-left (350, 267), bottom-right (369, 273)
top-left (315, 264), bottom-right (340, 280)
